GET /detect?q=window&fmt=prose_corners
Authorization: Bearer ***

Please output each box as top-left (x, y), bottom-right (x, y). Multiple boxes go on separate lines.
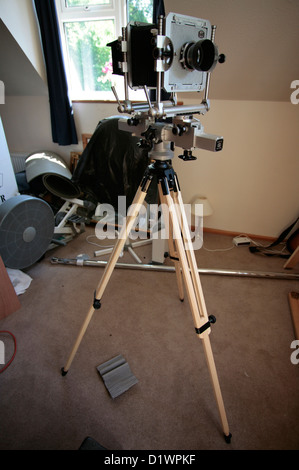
top-left (55, 0), bottom-right (153, 101)
top-left (127, 0), bottom-right (153, 23)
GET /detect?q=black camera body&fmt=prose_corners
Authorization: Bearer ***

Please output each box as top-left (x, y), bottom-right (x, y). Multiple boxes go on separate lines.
top-left (108, 23), bottom-right (157, 88)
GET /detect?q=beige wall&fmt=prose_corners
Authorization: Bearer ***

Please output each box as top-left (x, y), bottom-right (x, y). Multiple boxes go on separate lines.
top-left (163, 0), bottom-right (299, 102)
top-left (1, 96), bottom-right (116, 158)
top-left (173, 98), bottom-right (299, 237)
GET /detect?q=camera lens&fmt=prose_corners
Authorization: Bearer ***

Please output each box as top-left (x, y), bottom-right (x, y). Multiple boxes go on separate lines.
top-left (181, 39), bottom-right (218, 72)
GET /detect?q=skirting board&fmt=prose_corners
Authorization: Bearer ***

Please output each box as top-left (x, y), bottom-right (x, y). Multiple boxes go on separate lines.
top-left (203, 227), bottom-right (277, 242)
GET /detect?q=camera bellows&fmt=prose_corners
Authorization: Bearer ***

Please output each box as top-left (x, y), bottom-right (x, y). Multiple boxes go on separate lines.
top-left (97, 355), bottom-right (138, 399)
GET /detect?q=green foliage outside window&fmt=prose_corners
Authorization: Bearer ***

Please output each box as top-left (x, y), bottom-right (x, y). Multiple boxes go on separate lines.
top-left (64, 1), bottom-right (153, 94)
top-left (127, 0), bottom-right (153, 23)
top-left (65, 20), bottom-right (114, 92)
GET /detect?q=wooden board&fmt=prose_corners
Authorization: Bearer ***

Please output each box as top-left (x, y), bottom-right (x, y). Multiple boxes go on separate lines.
top-left (0, 256), bottom-right (21, 320)
top-left (284, 246), bottom-right (299, 269)
top-left (288, 292), bottom-right (299, 340)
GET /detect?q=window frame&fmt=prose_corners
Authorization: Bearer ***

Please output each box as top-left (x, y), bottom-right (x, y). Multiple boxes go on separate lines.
top-left (55, 0), bottom-right (127, 102)
top-left (61, 0), bottom-right (113, 15)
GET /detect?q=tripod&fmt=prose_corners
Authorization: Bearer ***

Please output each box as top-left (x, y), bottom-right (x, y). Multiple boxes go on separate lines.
top-left (61, 146), bottom-right (232, 444)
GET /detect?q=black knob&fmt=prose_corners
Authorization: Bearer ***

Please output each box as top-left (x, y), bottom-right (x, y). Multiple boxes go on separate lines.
top-left (172, 125), bottom-right (187, 136)
top-left (128, 118), bottom-right (139, 126)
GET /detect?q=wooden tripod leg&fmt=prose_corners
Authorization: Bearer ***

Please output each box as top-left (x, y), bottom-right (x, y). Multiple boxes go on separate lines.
top-left (162, 185), bottom-right (231, 442)
top-left (171, 235), bottom-right (184, 302)
top-left (158, 185), bottom-right (184, 301)
top-left (173, 184), bottom-right (210, 319)
top-left (162, 193), bottom-right (205, 330)
top-left (62, 186), bottom-right (148, 374)
top-left (202, 334), bottom-right (231, 439)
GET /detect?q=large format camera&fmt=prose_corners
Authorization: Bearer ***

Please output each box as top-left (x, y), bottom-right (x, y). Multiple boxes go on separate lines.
top-left (108, 12), bottom-right (225, 158)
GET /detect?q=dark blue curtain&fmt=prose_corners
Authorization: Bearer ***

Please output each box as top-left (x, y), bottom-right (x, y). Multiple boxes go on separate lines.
top-left (34, 0), bottom-right (78, 146)
top-left (153, 0), bottom-right (165, 23)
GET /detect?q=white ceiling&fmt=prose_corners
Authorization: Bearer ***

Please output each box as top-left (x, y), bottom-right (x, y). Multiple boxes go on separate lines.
top-left (164, 0), bottom-right (299, 101)
top-left (0, 20), bottom-right (48, 97)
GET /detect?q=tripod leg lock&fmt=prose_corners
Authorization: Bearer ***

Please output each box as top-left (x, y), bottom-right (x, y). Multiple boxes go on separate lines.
top-left (93, 291), bottom-right (102, 310)
top-left (195, 315), bottom-right (216, 335)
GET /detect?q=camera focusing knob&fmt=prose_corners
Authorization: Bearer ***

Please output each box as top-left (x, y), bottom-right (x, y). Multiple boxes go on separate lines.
top-left (128, 117), bottom-right (139, 126)
top-left (141, 126), bottom-right (156, 141)
top-left (137, 140), bottom-right (151, 149)
top-left (137, 126), bottom-right (157, 150)
top-left (172, 124), bottom-right (187, 136)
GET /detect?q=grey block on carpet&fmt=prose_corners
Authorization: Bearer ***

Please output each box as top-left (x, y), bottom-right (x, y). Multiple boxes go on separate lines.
top-left (97, 355), bottom-right (138, 399)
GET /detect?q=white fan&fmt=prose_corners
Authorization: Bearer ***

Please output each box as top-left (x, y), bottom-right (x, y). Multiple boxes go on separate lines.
top-left (0, 195), bottom-right (55, 269)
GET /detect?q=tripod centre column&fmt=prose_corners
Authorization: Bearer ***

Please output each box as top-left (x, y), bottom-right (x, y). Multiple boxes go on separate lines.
top-left (149, 141), bottom-right (174, 161)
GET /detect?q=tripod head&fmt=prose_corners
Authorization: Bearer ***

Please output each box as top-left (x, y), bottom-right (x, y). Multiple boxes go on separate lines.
top-left (108, 12), bottom-right (225, 161)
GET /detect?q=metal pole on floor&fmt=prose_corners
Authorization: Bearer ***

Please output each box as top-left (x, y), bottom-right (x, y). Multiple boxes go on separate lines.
top-left (51, 257), bottom-right (299, 281)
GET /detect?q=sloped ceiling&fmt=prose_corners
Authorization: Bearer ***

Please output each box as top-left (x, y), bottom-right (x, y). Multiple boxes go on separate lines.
top-left (0, 20), bottom-right (48, 97)
top-left (165, 0), bottom-right (299, 101)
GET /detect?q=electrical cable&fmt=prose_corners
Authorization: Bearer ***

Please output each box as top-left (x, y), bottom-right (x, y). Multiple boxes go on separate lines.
top-left (0, 331), bottom-right (17, 374)
top-left (86, 234), bottom-right (116, 249)
top-left (236, 233), bottom-right (289, 256)
top-left (196, 234), bottom-right (235, 252)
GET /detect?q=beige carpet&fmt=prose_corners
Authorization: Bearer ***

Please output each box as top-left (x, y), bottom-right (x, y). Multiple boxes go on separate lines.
top-left (0, 226), bottom-right (299, 450)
